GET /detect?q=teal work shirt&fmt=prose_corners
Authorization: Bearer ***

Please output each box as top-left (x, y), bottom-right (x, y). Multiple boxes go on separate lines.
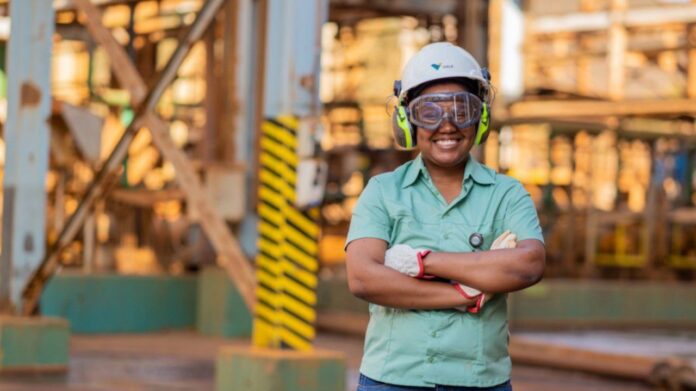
top-left (346, 154), bottom-right (544, 387)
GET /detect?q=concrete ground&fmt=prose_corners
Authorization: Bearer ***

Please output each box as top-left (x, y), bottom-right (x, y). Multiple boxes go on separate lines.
top-left (0, 331), bottom-right (652, 391)
top-left (517, 329), bottom-right (696, 367)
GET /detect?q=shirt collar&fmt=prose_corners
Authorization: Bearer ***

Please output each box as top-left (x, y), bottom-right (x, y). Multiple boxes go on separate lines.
top-left (401, 154), bottom-right (496, 188)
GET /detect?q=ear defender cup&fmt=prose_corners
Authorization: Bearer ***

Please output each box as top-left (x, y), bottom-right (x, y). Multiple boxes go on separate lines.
top-left (391, 105), bottom-right (416, 149)
top-left (474, 103), bottom-right (490, 146)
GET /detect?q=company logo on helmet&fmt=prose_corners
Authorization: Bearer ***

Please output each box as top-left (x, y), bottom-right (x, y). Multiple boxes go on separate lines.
top-left (430, 63), bottom-right (454, 71)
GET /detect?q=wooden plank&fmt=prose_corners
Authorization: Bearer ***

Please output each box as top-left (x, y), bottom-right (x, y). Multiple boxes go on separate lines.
top-left (508, 98), bottom-right (696, 119)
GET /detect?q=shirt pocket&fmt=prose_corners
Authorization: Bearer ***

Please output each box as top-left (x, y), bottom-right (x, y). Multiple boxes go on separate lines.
top-left (389, 215), bottom-right (440, 250)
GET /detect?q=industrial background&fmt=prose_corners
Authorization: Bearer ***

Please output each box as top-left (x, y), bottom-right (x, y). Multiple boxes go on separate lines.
top-left (0, 0), bottom-right (696, 390)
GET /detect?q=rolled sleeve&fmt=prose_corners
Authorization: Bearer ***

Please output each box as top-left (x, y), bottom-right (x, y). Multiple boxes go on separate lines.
top-left (504, 182), bottom-right (545, 244)
top-left (345, 177), bottom-right (391, 248)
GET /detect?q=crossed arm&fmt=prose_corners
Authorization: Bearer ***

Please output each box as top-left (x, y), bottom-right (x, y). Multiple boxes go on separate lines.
top-left (345, 237), bottom-right (545, 310)
top-left (421, 239), bottom-right (545, 294)
top-left (345, 238), bottom-right (477, 309)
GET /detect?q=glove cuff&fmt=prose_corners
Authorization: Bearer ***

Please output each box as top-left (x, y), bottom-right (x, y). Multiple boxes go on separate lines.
top-left (466, 294), bottom-right (486, 314)
top-left (452, 283), bottom-right (481, 300)
top-left (416, 250), bottom-right (432, 279)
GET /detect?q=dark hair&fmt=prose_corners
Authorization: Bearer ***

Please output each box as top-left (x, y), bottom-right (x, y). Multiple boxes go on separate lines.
top-left (405, 77), bottom-right (481, 104)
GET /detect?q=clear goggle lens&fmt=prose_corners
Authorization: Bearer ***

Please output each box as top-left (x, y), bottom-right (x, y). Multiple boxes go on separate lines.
top-left (408, 92), bottom-right (482, 131)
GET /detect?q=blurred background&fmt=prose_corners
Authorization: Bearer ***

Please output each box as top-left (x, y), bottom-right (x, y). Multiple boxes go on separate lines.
top-left (0, 0), bottom-right (695, 390)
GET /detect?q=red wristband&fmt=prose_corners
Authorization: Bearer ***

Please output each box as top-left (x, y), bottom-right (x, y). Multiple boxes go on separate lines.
top-left (416, 250), bottom-right (433, 279)
top-left (466, 294), bottom-right (486, 314)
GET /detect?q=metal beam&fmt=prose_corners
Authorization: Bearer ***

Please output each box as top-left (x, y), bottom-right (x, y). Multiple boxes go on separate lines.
top-left (329, 0), bottom-right (457, 21)
top-left (0, 0), bottom-right (54, 313)
top-left (53, 0), bottom-right (139, 10)
top-left (507, 98), bottom-right (696, 120)
top-left (251, 0), bottom-right (327, 350)
top-left (530, 4), bottom-right (696, 34)
top-left (22, 0), bottom-right (240, 315)
top-left (229, 0), bottom-right (254, 163)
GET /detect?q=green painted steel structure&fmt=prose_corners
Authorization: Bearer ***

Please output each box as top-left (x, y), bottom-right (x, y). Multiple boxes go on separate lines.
top-left (216, 346), bottom-right (345, 391)
top-left (509, 280), bottom-right (696, 329)
top-left (0, 316), bottom-right (69, 372)
top-left (316, 275), bottom-right (696, 329)
top-left (40, 273), bottom-right (197, 333)
top-left (197, 267), bottom-right (252, 337)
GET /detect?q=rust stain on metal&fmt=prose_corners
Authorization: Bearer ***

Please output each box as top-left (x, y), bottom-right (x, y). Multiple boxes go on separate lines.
top-left (24, 233), bottom-right (34, 253)
top-left (20, 82), bottom-right (42, 108)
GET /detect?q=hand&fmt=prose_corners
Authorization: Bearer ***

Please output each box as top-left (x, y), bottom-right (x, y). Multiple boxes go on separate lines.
top-left (384, 244), bottom-right (431, 279)
top-left (454, 230), bottom-right (518, 313)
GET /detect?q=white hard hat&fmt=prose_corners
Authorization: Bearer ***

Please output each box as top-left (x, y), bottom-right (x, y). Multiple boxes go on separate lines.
top-left (397, 42), bottom-right (489, 103)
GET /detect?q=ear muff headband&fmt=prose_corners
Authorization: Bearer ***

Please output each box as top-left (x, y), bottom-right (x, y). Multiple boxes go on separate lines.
top-left (475, 103), bottom-right (490, 145)
top-left (391, 105), bottom-right (415, 149)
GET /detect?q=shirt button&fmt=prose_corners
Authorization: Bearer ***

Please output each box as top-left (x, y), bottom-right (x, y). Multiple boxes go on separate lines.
top-left (431, 331), bottom-right (437, 337)
top-left (443, 233), bottom-right (450, 239)
top-left (427, 356), bottom-right (434, 363)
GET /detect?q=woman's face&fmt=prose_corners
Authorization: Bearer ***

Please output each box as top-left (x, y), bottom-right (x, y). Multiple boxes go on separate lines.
top-left (415, 82), bottom-right (477, 170)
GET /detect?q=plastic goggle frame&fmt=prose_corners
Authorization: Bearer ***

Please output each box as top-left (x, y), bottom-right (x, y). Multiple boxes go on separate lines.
top-left (407, 91), bottom-right (483, 131)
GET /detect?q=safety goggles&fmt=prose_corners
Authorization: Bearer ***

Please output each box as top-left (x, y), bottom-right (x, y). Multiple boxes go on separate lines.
top-left (408, 92), bottom-right (483, 131)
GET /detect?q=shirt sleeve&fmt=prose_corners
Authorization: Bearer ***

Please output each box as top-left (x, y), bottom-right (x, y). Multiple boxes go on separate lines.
top-left (504, 182), bottom-right (545, 244)
top-left (345, 177), bottom-right (391, 248)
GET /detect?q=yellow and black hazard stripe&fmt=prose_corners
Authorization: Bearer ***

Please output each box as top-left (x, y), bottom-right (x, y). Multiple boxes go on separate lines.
top-left (252, 115), bottom-right (320, 351)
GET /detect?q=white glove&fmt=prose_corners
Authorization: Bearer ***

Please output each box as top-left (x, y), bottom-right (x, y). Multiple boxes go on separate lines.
top-left (491, 230), bottom-right (518, 250)
top-left (384, 244), bottom-right (432, 279)
top-left (454, 230), bottom-right (518, 313)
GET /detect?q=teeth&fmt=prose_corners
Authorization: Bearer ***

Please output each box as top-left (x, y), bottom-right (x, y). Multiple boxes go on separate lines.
top-left (435, 139), bottom-right (458, 147)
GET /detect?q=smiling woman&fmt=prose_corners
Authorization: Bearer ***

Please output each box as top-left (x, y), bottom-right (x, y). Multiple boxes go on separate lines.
top-left (344, 42), bottom-right (545, 391)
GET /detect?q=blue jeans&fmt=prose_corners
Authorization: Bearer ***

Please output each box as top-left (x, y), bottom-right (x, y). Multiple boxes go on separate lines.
top-left (357, 374), bottom-right (512, 391)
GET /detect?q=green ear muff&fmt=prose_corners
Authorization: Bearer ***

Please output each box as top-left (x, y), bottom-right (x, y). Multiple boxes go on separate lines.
top-left (475, 103), bottom-right (490, 145)
top-left (392, 105), bottom-right (416, 149)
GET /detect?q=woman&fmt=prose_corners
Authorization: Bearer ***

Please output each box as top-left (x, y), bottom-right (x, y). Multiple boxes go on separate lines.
top-left (345, 42), bottom-right (545, 390)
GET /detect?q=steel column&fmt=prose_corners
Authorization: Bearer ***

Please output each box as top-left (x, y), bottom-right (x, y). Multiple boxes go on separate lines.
top-left (0, 0), bottom-right (54, 312)
top-left (251, 0), bottom-right (328, 350)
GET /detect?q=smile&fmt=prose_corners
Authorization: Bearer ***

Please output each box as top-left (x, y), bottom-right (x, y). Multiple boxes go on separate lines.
top-left (433, 139), bottom-right (461, 149)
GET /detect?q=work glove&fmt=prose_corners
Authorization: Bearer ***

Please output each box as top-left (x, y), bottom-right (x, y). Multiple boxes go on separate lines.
top-left (384, 244), bottom-right (432, 279)
top-left (453, 230), bottom-right (518, 314)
